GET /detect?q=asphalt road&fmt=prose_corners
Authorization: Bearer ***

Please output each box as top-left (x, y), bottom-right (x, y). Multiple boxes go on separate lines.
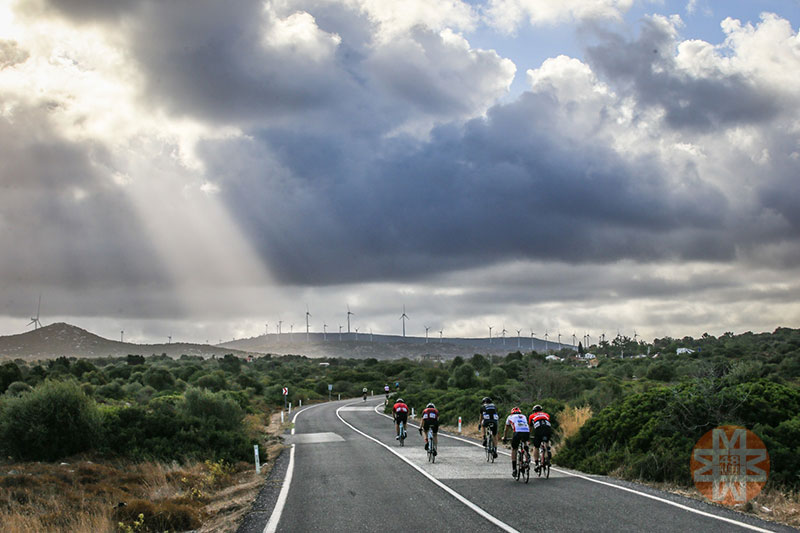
top-left (248, 398), bottom-right (796, 533)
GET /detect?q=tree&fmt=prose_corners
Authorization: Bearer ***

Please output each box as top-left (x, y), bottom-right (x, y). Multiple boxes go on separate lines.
top-left (454, 363), bottom-right (478, 388)
top-left (0, 362), bottom-right (22, 393)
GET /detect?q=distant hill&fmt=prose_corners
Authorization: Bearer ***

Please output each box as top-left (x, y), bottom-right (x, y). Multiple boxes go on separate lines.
top-left (218, 332), bottom-right (571, 359)
top-left (0, 323), bottom-right (254, 360)
top-left (0, 323), bottom-right (572, 361)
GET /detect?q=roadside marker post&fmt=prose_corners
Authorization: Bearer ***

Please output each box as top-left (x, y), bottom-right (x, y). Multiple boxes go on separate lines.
top-left (288, 402), bottom-right (292, 414)
top-left (281, 410), bottom-right (284, 423)
top-left (338, 393), bottom-right (341, 401)
top-left (458, 416), bottom-right (462, 433)
top-left (299, 399), bottom-right (302, 407)
top-left (254, 445), bottom-right (261, 474)
top-left (411, 407), bottom-right (415, 418)
top-left (282, 387), bottom-right (288, 412)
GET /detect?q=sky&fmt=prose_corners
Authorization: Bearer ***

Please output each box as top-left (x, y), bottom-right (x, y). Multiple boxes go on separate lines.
top-left (1, 0), bottom-right (800, 346)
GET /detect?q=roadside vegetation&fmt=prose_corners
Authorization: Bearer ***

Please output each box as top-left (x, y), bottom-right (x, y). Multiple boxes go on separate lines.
top-left (0, 327), bottom-right (799, 529)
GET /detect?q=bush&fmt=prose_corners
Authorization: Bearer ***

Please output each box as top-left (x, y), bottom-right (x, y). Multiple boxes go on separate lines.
top-left (0, 380), bottom-right (102, 461)
top-left (0, 362), bottom-right (22, 393)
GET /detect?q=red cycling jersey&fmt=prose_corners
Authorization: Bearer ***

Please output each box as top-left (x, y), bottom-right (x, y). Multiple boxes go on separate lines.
top-left (528, 412), bottom-right (551, 428)
top-left (393, 402), bottom-right (409, 415)
top-left (421, 407), bottom-right (439, 422)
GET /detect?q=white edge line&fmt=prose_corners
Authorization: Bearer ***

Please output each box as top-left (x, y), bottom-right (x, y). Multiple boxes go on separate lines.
top-left (263, 402), bottom-right (324, 533)
top-left (372, 403), bottom-right (776, 533)
top-left (339, 402), bottom-right (519, 533)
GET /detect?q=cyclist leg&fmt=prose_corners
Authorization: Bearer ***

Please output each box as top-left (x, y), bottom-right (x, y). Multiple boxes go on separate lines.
top-left (532, 432), bottom-right (542, 463)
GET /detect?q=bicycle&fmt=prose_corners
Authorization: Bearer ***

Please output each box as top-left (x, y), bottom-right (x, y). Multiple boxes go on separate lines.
top-left (483, 430), bottom-right (496, 463)
top-left (537, 438), bottom-right (552, 479)
top-left (517, 442), bottom-right (531, 483)
top-left (398, 420), bottom-right (407, 446)
top-left (427, 428), bottom-right (436, 463)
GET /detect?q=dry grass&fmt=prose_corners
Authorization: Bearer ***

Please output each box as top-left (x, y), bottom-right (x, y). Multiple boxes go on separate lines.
top-left (555, 404), bottom-right (593, 448)
top-left (655, 483), bottom-right (800, 528)
top-left (0, 408), bottom-right (291, 533)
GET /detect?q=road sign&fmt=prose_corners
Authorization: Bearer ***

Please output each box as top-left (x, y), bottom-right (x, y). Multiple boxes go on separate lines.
top-left (282, 387), bottom-right (288, 396)
top-left (328, 384), bottom-right (333, 391)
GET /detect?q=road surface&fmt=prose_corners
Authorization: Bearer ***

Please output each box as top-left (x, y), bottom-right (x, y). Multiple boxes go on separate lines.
top-left (239, 398), bottom-right (795, 533)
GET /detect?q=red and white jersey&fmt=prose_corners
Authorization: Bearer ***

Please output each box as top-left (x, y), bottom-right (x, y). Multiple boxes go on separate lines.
top-left (421, 407), bottom-right (439, 422)
top-left (505, 413), bottom-right (530, 432)
top-left (393, 402), bottom-right (409, 414)
top-left (529, 412), bottom-right (551, 429)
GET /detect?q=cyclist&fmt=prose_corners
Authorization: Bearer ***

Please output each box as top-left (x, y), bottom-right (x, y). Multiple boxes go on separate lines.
top-left (392, 398), bottom-right (409, 440)
top-left (501, 406), bottom-right (530, 478)
top-left (384, 384), bottom-right (390, 405)
top-left (418, 402), bottom-right (439, 455)
top-left (528, 404), bottom-right (553, 473)
top-left (362, 387), bottom-right (368, 401)
top-left (477, 396), bottom-right (499, 459)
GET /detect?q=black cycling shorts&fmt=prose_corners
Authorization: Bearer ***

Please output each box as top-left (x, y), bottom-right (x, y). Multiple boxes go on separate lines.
top-left (511, 431), bottom-right (530, 450)
top-left (482, 420), bottom-right (498, 436)
top-left (422, 421), bottom-right (439, 434)
top-left (532, 426), bottom-right (552, 448)
top-left (395, 412), bottom-right (408, 425)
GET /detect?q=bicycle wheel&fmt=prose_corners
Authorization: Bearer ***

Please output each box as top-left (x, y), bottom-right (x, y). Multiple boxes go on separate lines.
top-left (485, 436), bottom-right (491, 462)
top-left (399, 422), bottom-right (405, 446)
top-left (490, 440), bottom-right (495, 463)
top-left (545, 446), bottom-right (551, 479)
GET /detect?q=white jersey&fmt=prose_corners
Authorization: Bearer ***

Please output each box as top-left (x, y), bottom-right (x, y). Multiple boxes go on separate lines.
top-left (505, 413), bottom-right (530, 433)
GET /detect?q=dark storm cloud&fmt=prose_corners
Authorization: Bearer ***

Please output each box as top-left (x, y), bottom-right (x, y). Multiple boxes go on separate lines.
top-left (201, 86), bottom-right (735, 285)
top-left (584, 17), bottom-right (782, 131)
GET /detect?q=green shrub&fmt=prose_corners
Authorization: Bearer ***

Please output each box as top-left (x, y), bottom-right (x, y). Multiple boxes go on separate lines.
top-left (0, 362), bottom-right (22, 393)
top-left (0, 380), bottom-right (102, 461)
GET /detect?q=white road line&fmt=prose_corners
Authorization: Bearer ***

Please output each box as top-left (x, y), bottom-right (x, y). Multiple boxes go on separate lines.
top-left (338, 402), bottom-right (519, 533)
top-left (263, 402), bottom-right (325, 533)
top-left (372, 402), bottom-right (775, 533)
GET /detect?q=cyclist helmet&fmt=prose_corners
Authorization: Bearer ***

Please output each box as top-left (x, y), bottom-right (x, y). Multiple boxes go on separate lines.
top-left (481, 397), bottom-right (492, 404)
top-left (397, 398), bottom-right (404, 403)
top-left (510, 406), bottom-right (522, 414)
top-left (426, 403), bottom-right (435, 409)
top-left (532, 405), bottom-right (542, 412)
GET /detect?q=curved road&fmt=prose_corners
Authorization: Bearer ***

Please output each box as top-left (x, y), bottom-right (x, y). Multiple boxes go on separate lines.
top-left (244, 398), bottom-right (795, 533)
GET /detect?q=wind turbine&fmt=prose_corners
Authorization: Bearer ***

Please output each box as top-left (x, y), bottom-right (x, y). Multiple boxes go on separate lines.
top-left (339, 325), bottom-right (342, 341)
top-left (557, 331), bottom-right (562, 347)
top-left (346, 305), bottom-right (354, 334)
top-left (290, 324), bottom-right (294, 343)
top-left (572, 333), bottom-right (577, 347)
top-left (516, 329), bottom-right (522, 349)
top-left (27, 294), bottom-right (42, 329)
top-left (306, 306), bottom-right (311, 343)
top-left (400, 305), bottom-right (409, 337)
top-left (439, 329), bottom-right (443, 343)
top-left (530, 330), bottom-right (535, 351)
top-left (501, 327), bottom-right (507, 346)
top-left (544, 330), bottom-right (549, 353)
top-left (424, 326), bottom-right (430, 343)
top-left (265, 323), bottom-right (269, 337)
top-left (370, 328), bottom-right (373, 342)
top-left (354, 327), bottom-right (359, 341)
top-left (278, 320), bottom-right (283, 335)
top-left (121, 330), bottom-right (124, 342)
top-left (488, 326), bottom-right (493, 344)
top-left (323, 324), bottom-right (328, 341)
top-left (168, 335), bottom-right (172, 344)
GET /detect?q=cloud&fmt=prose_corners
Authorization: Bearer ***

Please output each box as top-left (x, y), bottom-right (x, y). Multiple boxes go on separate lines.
top-left (485, 0), bottom-right (635, 34)
top-left (2, 2), bottom-right (799, 342)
